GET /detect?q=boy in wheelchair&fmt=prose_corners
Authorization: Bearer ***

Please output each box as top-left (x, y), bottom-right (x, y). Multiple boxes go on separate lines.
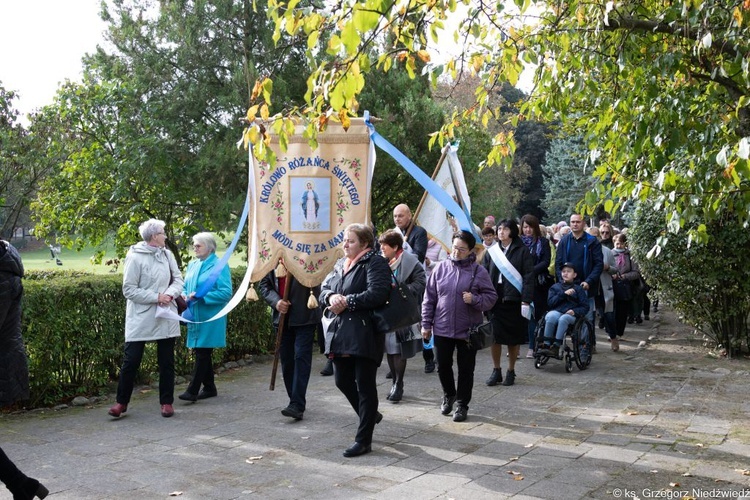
top-left (539, 262), bottom-right (589, 358)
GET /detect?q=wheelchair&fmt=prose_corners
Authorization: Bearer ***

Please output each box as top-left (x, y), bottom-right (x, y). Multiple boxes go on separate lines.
top-left (532, 314), bottom-right (593, 372)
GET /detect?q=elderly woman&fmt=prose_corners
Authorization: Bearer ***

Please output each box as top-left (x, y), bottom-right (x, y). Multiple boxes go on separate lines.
top-left (319, 223), bottom-right (391, 457)
top-left (178, 232), bottom-right (232, 402)
top-left (421, 230), bottom-right (497, 422)
top-left (378, 229), bottom-right (426, 403)
top-left (109, 219), bottom-right (183, 419)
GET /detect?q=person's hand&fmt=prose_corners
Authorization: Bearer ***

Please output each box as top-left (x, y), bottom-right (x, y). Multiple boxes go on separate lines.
top-left (187, 292), bottom-right (196, 300)
top-left (421, 329), bottom-right (432, 341)
top-left (566, 309), bottom-right (575, 316)
top-left (462, 291), bottom-right (473, 304)
top-left (328, 294), bottom-right (347, 315)
top-left (276, 299), bottom-right (291, 314)
top-left (581, 281), bottom-right (590, 290)
top-left (157, 293), bottom-right (172, 306)
top-left (565, 288), bottom-right (576, 296)
top-left (424, 257), bottom-right (431, 267)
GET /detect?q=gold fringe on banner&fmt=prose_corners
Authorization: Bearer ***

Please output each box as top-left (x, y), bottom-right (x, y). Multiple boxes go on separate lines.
top-left (245, 285), bottom-right (259, 302)
top-left (307, 288), bottom-right (319, 309)
top-left (275, 260), bottom-right (288, 278)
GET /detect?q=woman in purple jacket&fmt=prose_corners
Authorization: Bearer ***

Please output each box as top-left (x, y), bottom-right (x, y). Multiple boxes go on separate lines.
top-left (421, 231), bottom-right (498, 422)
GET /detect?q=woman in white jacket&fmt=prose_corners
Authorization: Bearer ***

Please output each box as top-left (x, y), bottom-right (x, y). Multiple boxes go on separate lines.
top-left (108, 219), bottom-right (184, 419)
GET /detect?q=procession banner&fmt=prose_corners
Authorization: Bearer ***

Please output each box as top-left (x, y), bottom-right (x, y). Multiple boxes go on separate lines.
top-left (413, 144), bottom-right (475, 251)
top-left (248, 118), bottom-right (374, 288)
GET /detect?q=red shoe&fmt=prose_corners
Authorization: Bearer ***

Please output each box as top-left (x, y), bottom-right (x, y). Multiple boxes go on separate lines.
top-left (161, 404), bottom-right (174, 418)
top-left (108, 403), bottom-right (127, 417)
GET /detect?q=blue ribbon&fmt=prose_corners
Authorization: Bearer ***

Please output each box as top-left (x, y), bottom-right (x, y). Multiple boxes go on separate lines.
top-left (364, 111), bottom-right (476, 238)
top-left (182, 195), bottom-right (250, 320)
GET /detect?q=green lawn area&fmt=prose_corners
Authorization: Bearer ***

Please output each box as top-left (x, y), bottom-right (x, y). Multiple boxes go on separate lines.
top-left (19, 240), bottom-right (248, 274)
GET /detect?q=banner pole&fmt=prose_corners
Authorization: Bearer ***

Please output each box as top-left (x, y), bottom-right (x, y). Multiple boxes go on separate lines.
top-left (412, 146), bottom-right (449, 230)
top-left (269, 281), bottom-right (291, 391)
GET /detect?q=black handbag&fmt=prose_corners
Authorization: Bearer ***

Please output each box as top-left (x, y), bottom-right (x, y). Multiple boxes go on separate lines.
top-left (371, 270), bottom-right (421, 333)
top-left (468, 321), bottom-right (493, 350)
top-left (613, 278), bottom-right (634, 300)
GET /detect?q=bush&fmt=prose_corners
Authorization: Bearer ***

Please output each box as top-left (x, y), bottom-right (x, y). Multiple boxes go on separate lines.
top-left (21, 267), bottom-right (272, 406)
top-left (629, 206), bottom-right (750, 356)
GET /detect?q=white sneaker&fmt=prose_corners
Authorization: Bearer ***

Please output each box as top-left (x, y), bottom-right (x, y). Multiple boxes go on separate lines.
top-left (525, 349), bottom-right (534, 359)
top-left (611, 338), bottom-right (619, 352)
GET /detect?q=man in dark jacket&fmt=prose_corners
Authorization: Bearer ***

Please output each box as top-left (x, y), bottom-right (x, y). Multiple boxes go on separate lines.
top-left (554, 214), bottom-right (603, 349)
top-left (260, 263), bottom-right (322, 421)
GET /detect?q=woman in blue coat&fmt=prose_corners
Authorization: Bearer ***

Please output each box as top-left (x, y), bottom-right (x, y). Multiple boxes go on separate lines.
top-left (179, 232), bottom-right (232, 402)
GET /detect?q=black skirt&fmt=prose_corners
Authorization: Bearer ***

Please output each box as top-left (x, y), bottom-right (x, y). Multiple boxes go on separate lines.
top-left (490, 301), bottom-right (528, 346)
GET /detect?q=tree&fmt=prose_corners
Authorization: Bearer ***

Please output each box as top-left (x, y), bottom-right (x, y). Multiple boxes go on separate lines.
top-left (541, 134), bottom-right (595, 224)
top-left (252, 0), bottom-right (750, 251)
top-left (629, 205), bottom-right (750, 356)
top-left (31, 0), bottom-right (309, 266)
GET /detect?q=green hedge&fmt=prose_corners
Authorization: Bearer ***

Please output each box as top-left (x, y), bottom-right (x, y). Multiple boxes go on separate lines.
top-left (21, 268), bottom-right (273, 406)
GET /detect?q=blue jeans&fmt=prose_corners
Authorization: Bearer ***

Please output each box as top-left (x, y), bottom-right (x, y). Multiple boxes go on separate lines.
top-left (544, 311), bottom-right (577, 343)
top-left (280, 323), bottom-right (315, 412)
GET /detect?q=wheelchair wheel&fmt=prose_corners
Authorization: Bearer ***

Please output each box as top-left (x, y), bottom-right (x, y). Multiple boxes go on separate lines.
top-left (572, 317), bottom-right (594, 370)
top-left (532, 317), bottom-right (548, 369)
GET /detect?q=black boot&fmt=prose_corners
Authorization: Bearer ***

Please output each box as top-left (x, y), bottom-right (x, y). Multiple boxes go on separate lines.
top-left (11, 478), bottom-right (49, 500)
top-left (500, 369), bottom-right (516, 386)
top-left (320, 358), bottom-right (334, 376)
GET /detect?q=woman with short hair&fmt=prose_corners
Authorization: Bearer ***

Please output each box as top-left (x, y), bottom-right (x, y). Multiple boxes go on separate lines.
top-left (109, 219), bottom-right (183, 419)
top-left (178, 232), bottom-right (232, 402)
top-left (378, 229), bottom-right (426, 403)
top-left (319, 223), bottom-right (391, 457)
top-left (421, 230), bottom-right (497, 422)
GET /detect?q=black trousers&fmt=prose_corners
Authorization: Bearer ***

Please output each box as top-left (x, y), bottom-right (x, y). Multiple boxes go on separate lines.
top-left (433, 335), bottom-right (477, 409)
top-left (186, 348), bottom-right (215, 395)
top-left (614, 299), bottom-right (632, 337)
top-left (116, 338), bottom-right (176, 405)
top-left (0, 446), bottom-right (25, 495)
top-left (332, 356), bottom-right (378, 446)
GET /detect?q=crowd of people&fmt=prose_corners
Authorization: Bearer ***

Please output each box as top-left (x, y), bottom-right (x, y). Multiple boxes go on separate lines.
top-left (2, 208), bottom-right (654, 485)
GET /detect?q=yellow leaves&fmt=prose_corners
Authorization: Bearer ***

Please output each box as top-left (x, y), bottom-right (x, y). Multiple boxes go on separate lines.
top-left (417, 50), bottom-right (431, 63)
top-left (339, 108), bottom-right (351, 131)
top-left (733, 7), bottom-right (743, 26)
top-left (260, 103), bottom-right (270, 121)
top-left (246, 105), bottom-right (259, 122)
top-left (471, 54), bottom-right (485, 74)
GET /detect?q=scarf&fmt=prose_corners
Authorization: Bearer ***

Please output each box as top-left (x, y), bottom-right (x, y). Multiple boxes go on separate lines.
top-left (344, 248), bottom-right (371, 274)
top-left (521, 235), bottom-right (542, 262)
top-left (612, 247), bottom-right (627, 268)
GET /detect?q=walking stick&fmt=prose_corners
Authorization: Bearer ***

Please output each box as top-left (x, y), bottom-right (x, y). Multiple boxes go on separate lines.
top-left (269, 280), bottom-right (291, 391)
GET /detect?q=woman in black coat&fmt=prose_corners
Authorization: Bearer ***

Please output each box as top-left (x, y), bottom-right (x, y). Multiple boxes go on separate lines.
top-left (520, 214), bottom-right (552, 358)
top-left (319, 223), bottom-right (391, 457)
top-left (0, 238), bottom-right (49, 499)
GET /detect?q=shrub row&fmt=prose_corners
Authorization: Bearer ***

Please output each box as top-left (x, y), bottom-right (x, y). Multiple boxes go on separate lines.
top-left (21, 268), bottom-right (273, 406)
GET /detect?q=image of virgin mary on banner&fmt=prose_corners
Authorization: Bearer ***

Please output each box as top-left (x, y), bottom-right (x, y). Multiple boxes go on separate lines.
top-left (248, 118), bottom-right (374, 288)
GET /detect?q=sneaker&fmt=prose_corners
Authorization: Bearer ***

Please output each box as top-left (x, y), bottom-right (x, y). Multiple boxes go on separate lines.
top-left (500, 370), bottom-right (516, 386)
top-left (440, 395), bottom-right (456, 415)
top-left (281, 405), bottom-right (304, 420)
top-left (611, 337), bottom-right (619, 351)
top-left (486, 368), bottom-right (502, 386)
top-left (453, 406), bottom-right (468, 422)
top-left (525, 349), bottom-right (534, 359)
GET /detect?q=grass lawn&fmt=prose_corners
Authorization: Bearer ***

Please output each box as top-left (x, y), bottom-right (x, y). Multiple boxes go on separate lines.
top-left (19, 241), bottom-right (249, 274)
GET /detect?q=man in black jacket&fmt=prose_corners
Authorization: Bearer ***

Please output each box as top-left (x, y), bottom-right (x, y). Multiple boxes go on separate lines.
top-left (260, 263), bottom-right (322, 420)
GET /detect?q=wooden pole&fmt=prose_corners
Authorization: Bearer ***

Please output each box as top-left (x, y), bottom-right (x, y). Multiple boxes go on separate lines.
top-left (269, 278), bottom-right (291, 391)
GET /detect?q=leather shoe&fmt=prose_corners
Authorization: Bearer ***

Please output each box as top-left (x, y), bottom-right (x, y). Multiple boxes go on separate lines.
top-left (343, 442), bottom-right (371, 457)
top-left (108, 403), bottom-right (127, 417)
top-left (161, 404), bottom-right (174, 417)
top-left (375, 411), bottom-right (383, 424)
top-left (424, 361), bottom-right (435, 373)
top-left (453, 406), bottom-right (468, 422)
top-left (389, 385), bottom-right (403, 403)
top-left (281, 405), bottom-right (304, 420)
top-left (440, 395), bottom-right (456, 415)
top-left (197, 388), bottom-right (217, 400)
top-left (178, 391), bottom-right (198, 402)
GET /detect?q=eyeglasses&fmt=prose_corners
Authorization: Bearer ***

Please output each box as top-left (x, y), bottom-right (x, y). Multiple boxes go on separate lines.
top-left (452, 245), bottom-right (470, 252)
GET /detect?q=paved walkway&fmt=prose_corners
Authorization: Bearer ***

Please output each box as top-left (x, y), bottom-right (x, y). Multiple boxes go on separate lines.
top-left (2, 307), bottom-right (749, 500)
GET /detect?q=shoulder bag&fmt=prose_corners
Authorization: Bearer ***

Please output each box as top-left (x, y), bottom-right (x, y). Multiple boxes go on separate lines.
top-left (465, 264), bottom-right (493, 349)
top-left (371, 269), bottom-right (421, 333)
